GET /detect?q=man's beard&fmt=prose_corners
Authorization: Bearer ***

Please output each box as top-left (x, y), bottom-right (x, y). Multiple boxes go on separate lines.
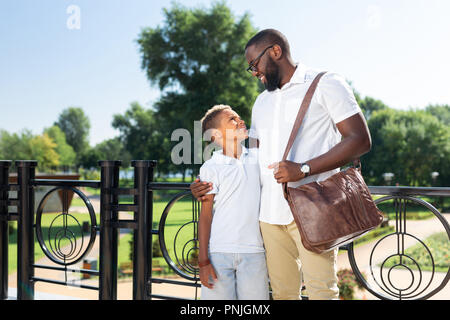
top-left (264, 57), bottom-right (281, 91)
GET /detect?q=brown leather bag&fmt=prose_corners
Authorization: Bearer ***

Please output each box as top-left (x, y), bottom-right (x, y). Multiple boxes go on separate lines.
top-left (281, 71), bottom-right (384, 254)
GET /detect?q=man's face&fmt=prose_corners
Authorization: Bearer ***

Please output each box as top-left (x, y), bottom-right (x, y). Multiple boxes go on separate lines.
top-left (245, 44), bottom-right (281, 91)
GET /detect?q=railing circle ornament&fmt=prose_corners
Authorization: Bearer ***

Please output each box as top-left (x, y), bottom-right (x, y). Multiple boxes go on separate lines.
top-left (347, 195), bottom-right (450, 300)
top-left (158, 191), bottom-right (199, 281)
top-left (35, 186), bottom-right (97, 266)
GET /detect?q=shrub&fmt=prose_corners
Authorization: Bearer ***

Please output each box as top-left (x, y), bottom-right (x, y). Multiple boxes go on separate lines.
top-left (337, 269), bottom-right (360, 300)
top-left (128, 235), bottom-right (163, 261)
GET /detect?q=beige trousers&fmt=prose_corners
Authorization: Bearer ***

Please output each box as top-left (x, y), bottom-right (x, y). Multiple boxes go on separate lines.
top-left (260, 221), bottom-right (339, 300)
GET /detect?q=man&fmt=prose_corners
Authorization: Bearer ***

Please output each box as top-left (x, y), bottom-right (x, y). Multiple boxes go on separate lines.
top-left (191, 29), bottom-right (372, 300)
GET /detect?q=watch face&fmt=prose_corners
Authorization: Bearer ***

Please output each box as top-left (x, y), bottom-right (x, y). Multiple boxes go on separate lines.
top-left (301, 164), bottom-right (310, 173)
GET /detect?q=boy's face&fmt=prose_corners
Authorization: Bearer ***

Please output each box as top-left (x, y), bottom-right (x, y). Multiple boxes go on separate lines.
top-left (214, 109), bottom-right (248, 145)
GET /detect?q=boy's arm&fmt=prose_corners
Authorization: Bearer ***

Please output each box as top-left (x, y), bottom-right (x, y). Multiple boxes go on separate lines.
top-left (198, 194), bottom-right (217, 288)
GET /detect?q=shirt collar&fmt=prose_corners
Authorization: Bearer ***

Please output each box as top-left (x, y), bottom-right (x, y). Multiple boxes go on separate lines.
top-left (212, 145), bottom-right (248, 162)
top-left (287, 62), bottom-right (307, 85)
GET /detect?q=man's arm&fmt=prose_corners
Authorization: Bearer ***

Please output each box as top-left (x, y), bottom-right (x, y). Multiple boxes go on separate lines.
top-left (190, 178), bottom-right (213, 201)
top-left (198, 194), bottom-right (217, 288)
top-left (270, 112), bottom-right (371, 183)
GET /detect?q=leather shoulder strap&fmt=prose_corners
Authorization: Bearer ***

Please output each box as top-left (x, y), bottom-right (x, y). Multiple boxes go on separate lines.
top-left (281, 71), bottom-right (326, 201)
top-left (281, 71), bottom-right (327, 161)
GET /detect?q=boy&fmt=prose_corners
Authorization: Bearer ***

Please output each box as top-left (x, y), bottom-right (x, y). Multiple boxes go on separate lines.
top-left (198, 104), bottom-right (269, 300)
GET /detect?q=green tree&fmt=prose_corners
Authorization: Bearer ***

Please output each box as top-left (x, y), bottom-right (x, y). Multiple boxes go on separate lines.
top-left (79, 137), bottom-right (132, 169)
top-left (0, 130), bottom-right (60, 172)
top-left (352, 87), bottom-right (388, 120)
top-left (44, 125), bottom-right (76, 167)
top-left (96, 137), bottom-right (132, 167)
top-left (0, 130), bottom-right (33, 161)
top-left (425, 104), bottom-right (450, 126)
top-left (363, 109), bottom-right (450, 186)
top-left (133, 1), bottom-right (259, 177)
top-left (54, 107), bottom-right (91, 161)
top-left (112, 102), bottom-right (172, 177)
top-left (29, 133), bottom-right (60, 172)
top-left (358, 96), bottom-right (389, 120)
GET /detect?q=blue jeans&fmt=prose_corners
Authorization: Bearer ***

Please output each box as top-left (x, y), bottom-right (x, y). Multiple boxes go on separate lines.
top-left (201, 252), bottom-right (270, 300)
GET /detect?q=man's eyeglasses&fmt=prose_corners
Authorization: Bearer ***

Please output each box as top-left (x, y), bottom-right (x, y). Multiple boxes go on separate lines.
top-left (246, 45), bottom-right (274, 74)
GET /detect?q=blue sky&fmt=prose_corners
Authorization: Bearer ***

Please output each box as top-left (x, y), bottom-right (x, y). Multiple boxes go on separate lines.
top-left (1, 0), bottom-right (449, 146)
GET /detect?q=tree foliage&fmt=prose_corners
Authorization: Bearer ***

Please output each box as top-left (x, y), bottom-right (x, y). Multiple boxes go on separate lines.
top-left (425, 104), bottom-right (450, 126)
top-left (112, 102), bottom-right (172, 176)
top-left (131, 1), bottom-right (260, 177)
top-left (54, 107), bottom-right (91, 160)
top-left (363, 108), bottom-right (450, 186)
top-left (0, 130), bottom-right (60, 172)
top-left (79, 137), bottom-right (132, 169)
top-left (29, 133), bottom-right (60, 171)
top-left (44, 125), bottom-right (76, 166)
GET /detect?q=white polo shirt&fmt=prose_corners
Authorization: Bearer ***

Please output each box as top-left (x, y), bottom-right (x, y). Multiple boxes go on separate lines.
top-left (249, 63), bottom-right (362, 225)
top-left (199, 146), bottom-right (264, 253)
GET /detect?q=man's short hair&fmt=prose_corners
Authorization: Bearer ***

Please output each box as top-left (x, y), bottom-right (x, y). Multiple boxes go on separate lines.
top-left (245, 29), bottom-right (291, 57)
top-left (201, 104), bottom-right (232, 135)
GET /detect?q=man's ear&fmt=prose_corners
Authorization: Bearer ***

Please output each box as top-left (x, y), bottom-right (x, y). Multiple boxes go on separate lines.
top-left (271, 44), bottom-right (283, 61)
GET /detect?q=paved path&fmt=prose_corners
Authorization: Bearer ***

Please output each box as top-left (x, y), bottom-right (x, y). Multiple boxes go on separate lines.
top-left (7, 190), bottom-right (450, 300)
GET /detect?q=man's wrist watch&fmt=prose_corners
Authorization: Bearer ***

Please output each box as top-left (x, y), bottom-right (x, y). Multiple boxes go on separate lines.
top-left (300, 163), bottom-right (311, 177)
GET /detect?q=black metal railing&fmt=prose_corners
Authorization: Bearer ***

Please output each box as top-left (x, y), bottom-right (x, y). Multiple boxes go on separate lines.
top-left (147, 182), bottom-right (450, 300)
top-left (0, 160), bottom-right (156, 300)
top-left (148, 183), bottom-right (201, 300)
top-left (343, 186), bottom-right (450, 300)
top-left (1, 159), bottom-right (449, 300)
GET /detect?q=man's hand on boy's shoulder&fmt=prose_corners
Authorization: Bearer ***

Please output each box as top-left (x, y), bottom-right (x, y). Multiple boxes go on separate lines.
top-left (268, 160), bottom-right (305, 183)
top-left (190, 177), bottom-right (213, 201)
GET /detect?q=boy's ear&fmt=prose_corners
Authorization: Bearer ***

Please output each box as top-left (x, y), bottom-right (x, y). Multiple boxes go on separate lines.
top-left (211, 129), bottom-right (222, 142)
top-left (203, 128), bottom-right (220, 143)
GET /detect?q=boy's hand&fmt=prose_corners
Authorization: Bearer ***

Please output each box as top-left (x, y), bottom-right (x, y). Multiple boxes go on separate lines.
top-left (199, 264), bottom-right (218, 289)
top-left (269, 161), bottom-right (305, 183)
top-left (190, 177), bottom-right (212, 201)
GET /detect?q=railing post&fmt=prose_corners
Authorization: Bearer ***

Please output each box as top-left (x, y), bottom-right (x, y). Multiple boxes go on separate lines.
top-left (98, 160), bottom-right (121, 300)
top-left (132, 160), bottom-right (156, 300)
top-left (16, 160), bottom-right (37, 300)
top-left (0, 161), bottom-right (12, 300)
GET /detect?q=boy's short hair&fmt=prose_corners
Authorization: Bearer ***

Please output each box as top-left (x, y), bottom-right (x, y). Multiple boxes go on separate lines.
top-left (200, 104), bottom-right (232, 135)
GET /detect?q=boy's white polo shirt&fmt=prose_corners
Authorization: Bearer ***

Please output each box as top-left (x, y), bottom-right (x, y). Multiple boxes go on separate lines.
top-left (199, 146), bottom-right (264, 254)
